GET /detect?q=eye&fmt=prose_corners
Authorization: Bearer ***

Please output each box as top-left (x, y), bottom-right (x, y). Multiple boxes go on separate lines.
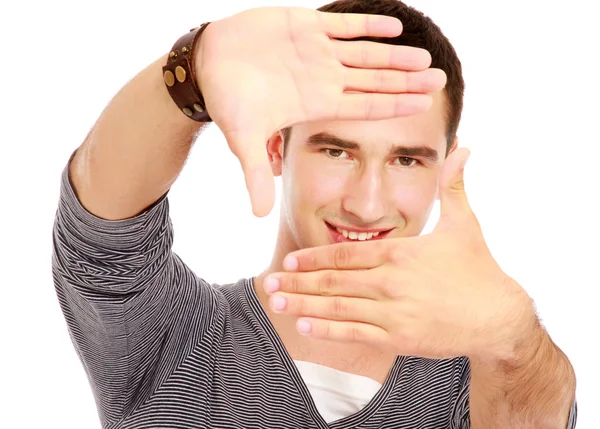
top-left (394, 157), bottom-right (418, 167)
top-left (324, 149), bottom-right (350, 159)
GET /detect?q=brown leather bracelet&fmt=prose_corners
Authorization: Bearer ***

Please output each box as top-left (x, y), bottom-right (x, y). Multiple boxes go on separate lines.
top-left (162, 23), bottom-right (212, 122)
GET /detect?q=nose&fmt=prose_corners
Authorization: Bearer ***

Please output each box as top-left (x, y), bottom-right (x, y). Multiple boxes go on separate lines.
top-left (341, 165), bottom-right (387, 225)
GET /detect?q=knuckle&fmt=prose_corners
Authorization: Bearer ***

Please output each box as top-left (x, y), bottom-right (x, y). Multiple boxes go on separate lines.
top-left (324, 321), bottom-right (331, 338)
top-left (401, 71), bottom-right (409, 92)
top-left (387, 45), bottom-right (395, 68)
top-left (393, 92), bottom-right (404, 117)
top-left (380, 273), bottom-right (400, 299)
top-left (330, 296), bottom-right (348, 318)
top-left (364, 93), bottom-right (374, 118)
top-left (349, 325), bottom-right (364, 343)
top-left (362, 14), bottom-right (369, 34)
top-left (333, 245), bottom-right (350, 269)
top-left (385, 70), bottom-right (397, 90)
top-left (318, 272), bottom-right (337, 296)
top-left (361, 42), bottom-right (369, 65)
top-left (389, 248), bottom-right (408, 265)
top-left (295, 296), bottom-right (306, 315)
top-left (289, 275), bottom-right (301, 294)
top-left (340, 14), bottom-right (351, 36)
top-left (375, 69), bottom-right (386, 91)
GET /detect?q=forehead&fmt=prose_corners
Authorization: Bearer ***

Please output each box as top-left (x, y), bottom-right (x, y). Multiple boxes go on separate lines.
top-left (290, 91), bottom-right (448, 154)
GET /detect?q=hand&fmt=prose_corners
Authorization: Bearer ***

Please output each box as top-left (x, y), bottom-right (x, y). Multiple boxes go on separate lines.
top-left (264, 149), bottom-right (537, 362)
top-left (196, 7), bottom-right (447, 217)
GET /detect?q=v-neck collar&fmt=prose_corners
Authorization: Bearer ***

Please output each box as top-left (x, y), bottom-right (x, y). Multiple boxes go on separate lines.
top-left (244, 278), bottom-right (405, 429)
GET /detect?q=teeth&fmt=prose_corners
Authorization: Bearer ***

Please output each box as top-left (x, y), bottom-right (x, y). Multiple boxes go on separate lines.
top-left (335, 227), bottom-right (381, 241)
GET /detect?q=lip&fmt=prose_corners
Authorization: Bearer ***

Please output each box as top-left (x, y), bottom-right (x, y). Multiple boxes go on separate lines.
top-left (325, 221), bottom-right (393, 244)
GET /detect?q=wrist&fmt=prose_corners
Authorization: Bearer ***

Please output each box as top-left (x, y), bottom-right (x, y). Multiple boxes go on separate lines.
top-left (193, 20), bottom-right (219, 95)
top-left (495, 292), bottom-right (544, 366)
top-left (162, 23), bottom-right (213, 122)
top-left (472, 279), bottom-right (541, 365)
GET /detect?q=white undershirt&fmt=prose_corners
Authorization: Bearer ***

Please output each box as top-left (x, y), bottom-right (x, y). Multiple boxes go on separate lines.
top-left (293, 360), bottom-right (383, 423)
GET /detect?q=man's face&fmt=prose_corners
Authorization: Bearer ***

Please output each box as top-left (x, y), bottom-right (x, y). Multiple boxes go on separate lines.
top-left (270, 91), bottom-right (454, 250)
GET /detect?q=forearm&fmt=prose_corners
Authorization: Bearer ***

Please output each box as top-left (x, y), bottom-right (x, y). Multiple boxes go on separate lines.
top-left (70, 52), bottom-right (208, 221)
top-left (470, 323), bottom-right (576, 428)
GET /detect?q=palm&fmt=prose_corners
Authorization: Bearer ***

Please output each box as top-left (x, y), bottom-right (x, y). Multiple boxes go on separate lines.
top-left (196, 7), bottom-right (445, 216)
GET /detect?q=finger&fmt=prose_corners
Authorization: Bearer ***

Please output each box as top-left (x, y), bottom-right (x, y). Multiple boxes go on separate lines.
top-left (296, 318), bottom-right (389, 349)
top-left (225, 130), bottom-right (275, 217)
top-left (336, 92), bottom-right (432, 120)
top-left (435, 147), bottom-right (476, 231)
top-left (283, 239), bottom-right (407, 272)
top-left (344, 68), bottom-right (446, 94)
top-left (333, 40), bottom-right (431, 71)
top-left (265, 269), bottom-right (382, 300)
top-left (269, 292), bottom-right (384, 325)
top-left (318, 11), bottom-right (403, 39)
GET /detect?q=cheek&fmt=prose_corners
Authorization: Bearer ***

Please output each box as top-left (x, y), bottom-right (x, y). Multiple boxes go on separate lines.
top-left (282, 162), bottom-right (348, 246)
top-left (306, 174), bottom-right (346, 205)
top-left (287, 163), bottom-right (347, 210)
top-left (390, 178), bottom-right (438, 218)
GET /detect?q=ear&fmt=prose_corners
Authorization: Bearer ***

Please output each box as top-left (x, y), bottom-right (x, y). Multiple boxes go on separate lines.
top-left (436, 136), bottom-right (459, 201)
top-left (266, 131), bottom-right (284, 177)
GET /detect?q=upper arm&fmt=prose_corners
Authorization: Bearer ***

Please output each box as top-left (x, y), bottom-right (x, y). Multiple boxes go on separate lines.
top-left (52, 155), bottom-right (217, 425)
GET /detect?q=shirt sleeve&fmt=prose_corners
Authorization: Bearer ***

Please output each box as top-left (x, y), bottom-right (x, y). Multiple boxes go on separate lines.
top-left (52, 153), bottom-right (219, 427)
top-left (566, 398), bottom-right (578, 428)
top-left (451, 358), bottom-right (471, 429)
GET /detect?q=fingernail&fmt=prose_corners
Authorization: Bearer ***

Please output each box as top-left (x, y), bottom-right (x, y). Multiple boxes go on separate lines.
top-left (297, 319), bottom-right (312, 334)
top-left (264, 277), bottom-right (280, 294)
top-left (283, 255), bottom-right (298, 271)
top-left (271, 294), bottom-right (287, 312)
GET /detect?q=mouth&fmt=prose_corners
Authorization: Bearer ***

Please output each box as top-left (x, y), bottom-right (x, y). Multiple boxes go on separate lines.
top-left (325, 221), bottom-right (394, 244)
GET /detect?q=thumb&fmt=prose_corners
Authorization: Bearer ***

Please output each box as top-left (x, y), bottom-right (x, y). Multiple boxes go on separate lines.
top-left (226, 130), bottom-right (275, 217)
top-left (435, 148), bottom-right (472, 230)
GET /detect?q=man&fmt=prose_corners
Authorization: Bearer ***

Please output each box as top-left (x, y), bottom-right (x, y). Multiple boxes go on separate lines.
top-left (52, 0), bottom-right (577, 428)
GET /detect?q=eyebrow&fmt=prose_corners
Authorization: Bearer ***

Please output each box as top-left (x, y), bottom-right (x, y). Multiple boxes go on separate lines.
top-left (307, 132), bottom-right (439, 163)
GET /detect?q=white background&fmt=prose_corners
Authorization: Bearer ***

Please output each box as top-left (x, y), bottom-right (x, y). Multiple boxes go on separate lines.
top-left (0, 0), bottom-right (598, 427)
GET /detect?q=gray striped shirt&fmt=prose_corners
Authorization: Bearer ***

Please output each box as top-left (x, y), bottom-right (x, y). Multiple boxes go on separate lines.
top-left (52, 159), bottom-right (577, 428)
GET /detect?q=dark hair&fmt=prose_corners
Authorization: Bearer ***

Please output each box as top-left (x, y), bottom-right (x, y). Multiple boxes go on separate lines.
top-left (282, 0), bottom-right (464, 157)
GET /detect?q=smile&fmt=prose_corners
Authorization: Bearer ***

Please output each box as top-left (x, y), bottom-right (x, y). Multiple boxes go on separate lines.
top-left (325, 222), bottom-right (393, 243)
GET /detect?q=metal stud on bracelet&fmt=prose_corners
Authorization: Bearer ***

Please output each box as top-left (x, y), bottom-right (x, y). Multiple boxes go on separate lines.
top-left (164, 70), bottom-right (175, 87)
top-left (175, 66), bottom-right (187, 82)
top-left (162, 23), bottom-right (212, 122)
